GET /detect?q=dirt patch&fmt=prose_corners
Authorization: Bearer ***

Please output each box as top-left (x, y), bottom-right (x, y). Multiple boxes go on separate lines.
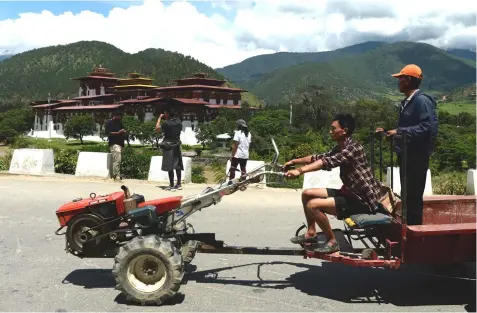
top-left (203, 167), bottom-right (217, 184)
top-left (0, 145), bottom-right (8, 157)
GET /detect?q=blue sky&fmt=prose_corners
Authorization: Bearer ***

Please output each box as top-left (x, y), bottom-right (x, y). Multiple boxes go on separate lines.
top-left (0, 1), bottom-right (232, 20)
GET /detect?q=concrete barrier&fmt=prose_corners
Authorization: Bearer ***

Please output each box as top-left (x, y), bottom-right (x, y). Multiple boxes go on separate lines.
top-left (466, 169), bottom-right (476, 195)
top-left (302, 167), bottom-right (342, 190)
top-left (9, 149), bottom-right (55, 175)
top-left (75, 152), bottom-right (112, 178)
top-left (148, 156), bottom-right (192, 184)
top-left (225, 160), bottom-right (266, 188)
top-left (386, 167), bottom-right (433, 195)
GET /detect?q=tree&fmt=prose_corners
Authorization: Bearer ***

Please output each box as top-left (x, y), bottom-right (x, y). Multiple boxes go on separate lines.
top-left (64, 114), bottom-right (96, 144)
top-left (121, 115), bottom-right (142, 146)
top-left (195, 123), bottom-right (215, 148)
top-left (136, 121), bottom-right (163, 149)
top-left (0, 106), bottom-right (34, 144)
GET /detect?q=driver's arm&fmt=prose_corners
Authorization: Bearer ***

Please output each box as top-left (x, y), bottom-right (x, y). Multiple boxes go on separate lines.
top-left (297, 146), bottom-right (355, 174)
top-left (289, 147), bottom-right (336, 165)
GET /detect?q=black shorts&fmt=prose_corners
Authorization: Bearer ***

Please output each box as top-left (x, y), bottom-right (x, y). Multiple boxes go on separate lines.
top-left (326, 188), bottom-right (369, 220)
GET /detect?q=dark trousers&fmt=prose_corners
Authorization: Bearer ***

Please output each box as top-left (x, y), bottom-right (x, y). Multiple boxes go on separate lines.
top-left (229, 157), bottom-right (247, 180)
top-left (398, 154), bottom-right (429, 225)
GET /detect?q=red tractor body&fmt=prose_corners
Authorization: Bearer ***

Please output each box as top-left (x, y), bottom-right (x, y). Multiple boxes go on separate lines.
top-left (56, 191), bottom-right (126, 226)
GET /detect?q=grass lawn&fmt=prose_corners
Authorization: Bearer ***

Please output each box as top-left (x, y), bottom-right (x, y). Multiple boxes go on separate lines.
top-left (438, 101), bottom-right (476, 115)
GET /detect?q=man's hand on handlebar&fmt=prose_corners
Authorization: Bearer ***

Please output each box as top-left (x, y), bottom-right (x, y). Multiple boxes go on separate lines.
top-left (281, 160), bottom-right (295, 171)
top-left (285, 169), bottom-right (301, 178)
top-left (375, 127), bottom-right (397, 139)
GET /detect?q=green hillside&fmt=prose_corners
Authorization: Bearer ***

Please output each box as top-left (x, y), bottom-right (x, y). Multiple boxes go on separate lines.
top-left (0, 41), bottom-right (262, 111)
top-left (445, 83), bottom-right (476, 102)
top-left (246, 42), bottom-right (476, 106)
top-left (447, 49), bottom-right (476, 62)
top-left (217, 41), bottom-right (475, 85)
top-left (216, 41), bottom-right (386, 84)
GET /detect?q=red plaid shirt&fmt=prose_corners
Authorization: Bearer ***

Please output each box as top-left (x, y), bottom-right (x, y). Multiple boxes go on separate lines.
top-left (311, 137), bottom-right (382, 213)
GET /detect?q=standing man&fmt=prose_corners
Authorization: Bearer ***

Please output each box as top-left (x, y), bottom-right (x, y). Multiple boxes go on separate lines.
top-left (105, 110), bottom-right (126, 181)
top-left (376, 64), bottom-right (438, 225)
top-left (155, 109), bottom-right (184, 191)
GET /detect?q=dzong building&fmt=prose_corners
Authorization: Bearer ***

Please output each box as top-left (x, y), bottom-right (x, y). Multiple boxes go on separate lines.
top-left (29, 65), bottom-right (258, 145)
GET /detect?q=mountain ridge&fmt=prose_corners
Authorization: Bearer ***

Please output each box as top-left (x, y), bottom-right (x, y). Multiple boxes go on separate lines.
top-left (241, 41), bottom-right (476, 106)
top-left (217, 41), bottom-right (476, 86)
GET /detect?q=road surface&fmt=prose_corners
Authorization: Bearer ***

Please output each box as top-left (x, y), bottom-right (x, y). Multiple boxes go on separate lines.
top-left (0, 174), bottom-right (475, 312)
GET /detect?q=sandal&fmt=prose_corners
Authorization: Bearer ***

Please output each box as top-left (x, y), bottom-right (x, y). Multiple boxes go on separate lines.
top-left (315, 240), bottom-right (340, 254)
top-left (290, 233), bottom-right (317, 244)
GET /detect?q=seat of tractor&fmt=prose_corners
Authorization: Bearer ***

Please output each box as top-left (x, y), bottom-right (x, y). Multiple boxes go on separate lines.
top-left (137, 196), bottom-right (183, 214)
top-left (344, 212), bottom-right (392, 229)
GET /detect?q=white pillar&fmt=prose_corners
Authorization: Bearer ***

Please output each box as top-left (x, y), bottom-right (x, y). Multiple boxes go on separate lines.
top-left (144, 112), bottom-right (154, 122)
top-left (47, 114), bottom-right (53, 138)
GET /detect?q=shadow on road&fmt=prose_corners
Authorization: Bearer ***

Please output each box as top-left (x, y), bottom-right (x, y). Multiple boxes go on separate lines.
top-left (62, 262), bottom-right (475, 310)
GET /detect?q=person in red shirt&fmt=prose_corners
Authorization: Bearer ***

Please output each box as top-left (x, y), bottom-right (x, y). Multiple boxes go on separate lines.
top-left (284, 114), bottom-right (382, 254)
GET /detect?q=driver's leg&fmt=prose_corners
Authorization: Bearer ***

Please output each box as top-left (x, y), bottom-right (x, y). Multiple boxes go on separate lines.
top-left (305, 197), bottom-right (340, 253)
top-left (301, 188), bottom-right (328, 237)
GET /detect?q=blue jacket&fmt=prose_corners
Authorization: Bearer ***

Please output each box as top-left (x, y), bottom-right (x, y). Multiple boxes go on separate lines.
top-left (394, 90), bottom-right (438, 157)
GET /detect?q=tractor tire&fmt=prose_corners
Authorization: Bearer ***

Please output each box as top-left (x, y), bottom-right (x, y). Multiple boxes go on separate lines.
top-left (181, 223), bottom-right (198, 265)
top-left (112, 235), bottom-right (184, 306)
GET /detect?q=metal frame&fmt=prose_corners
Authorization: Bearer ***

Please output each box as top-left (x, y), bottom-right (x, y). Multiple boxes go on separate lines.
top-left (189, 133), bottom-right (410, 267)
top-left (166, 137), bottom-right (284, 230)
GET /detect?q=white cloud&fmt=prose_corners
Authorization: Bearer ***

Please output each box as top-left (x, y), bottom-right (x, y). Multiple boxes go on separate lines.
top-left (0, 0), bottom-right (475, 68)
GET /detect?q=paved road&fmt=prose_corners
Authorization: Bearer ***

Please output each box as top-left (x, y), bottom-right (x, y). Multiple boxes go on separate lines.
top-left (0, 175), bottom-right (475, 312)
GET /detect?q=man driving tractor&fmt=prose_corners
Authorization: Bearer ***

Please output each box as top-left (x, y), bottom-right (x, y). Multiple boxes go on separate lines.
top-left (284, 114), bottom-right (383, 254)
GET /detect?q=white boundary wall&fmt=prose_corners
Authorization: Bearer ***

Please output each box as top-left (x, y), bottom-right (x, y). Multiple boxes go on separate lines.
top-left (75, 152), bottom-right (112, 179)
top-left (386, 167), bottom-right (433, 195)
top-left (148, 156), bottom-right (192, 184)
top-left (9, 149), bottom-right (55, 175)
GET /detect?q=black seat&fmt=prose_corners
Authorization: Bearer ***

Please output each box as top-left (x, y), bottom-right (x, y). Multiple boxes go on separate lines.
top-left (344, 212), bottom-right (392, 229)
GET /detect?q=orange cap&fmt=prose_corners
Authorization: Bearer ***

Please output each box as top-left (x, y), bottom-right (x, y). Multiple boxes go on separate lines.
top-left (391, 64), bottom-right (423, 79)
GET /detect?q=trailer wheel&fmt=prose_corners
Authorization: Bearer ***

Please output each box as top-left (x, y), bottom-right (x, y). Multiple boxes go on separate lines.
top-left (112, 235), bottom-right (184, 306)
top-left (180, 223), bottom-right (198, 265)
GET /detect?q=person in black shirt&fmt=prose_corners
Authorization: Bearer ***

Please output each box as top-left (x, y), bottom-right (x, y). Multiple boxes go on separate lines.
top-left (155, 110), bottom-right (184, 191)
top-left (105, 110), bottom-right (127, 181)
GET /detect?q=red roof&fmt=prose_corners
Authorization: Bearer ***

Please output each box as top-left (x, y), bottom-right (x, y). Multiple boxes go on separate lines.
top-left (71, 76), bottom-right (119, 81)
top-left (155, 84), bottom-right (245, 92)
top-left (206, 105), bottom-right (260, 110)
top-left (172, 98), bottom-right (209, 105)
top-left (72, 94), bottom-right (115, 100)
top-left (53, 104), bottom-right (122, 111)
top-left (120, 97), bottom-right (162, 104)
top-left (32, 102), bottom-right (63, 108)
top-left (31, 100), bottom-right (78, 108)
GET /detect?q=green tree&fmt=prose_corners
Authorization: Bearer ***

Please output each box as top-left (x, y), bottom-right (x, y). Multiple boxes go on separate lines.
top-left (195, 123), bottom-right (215, 148)
top-left (136, 120), bottom-right (162, 149)
top-left (64, 114), bottom-right (96, 144)
top-left (0, 107), bottom-right (34, 144)
top-left (121, 115), bottom-right (142, 146)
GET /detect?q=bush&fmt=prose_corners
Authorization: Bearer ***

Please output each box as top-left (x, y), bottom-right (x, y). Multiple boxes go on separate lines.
top-left (55, 149), bottom-right (79, 174)
top-left (191, 165), bottom-right (206, 183)
top-left (211, 158), bottom-right (227, 182)
top-left (0, 148), bottom-right (13, 171)
top-left (120, 147), bottom-right (152, 180)
top-left (433, 172), bottom-right (467, 195)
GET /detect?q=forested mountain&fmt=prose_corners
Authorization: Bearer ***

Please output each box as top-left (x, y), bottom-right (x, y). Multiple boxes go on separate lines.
top-left (229, 42), bottom-right (476, 106)
top-left (0, 41), bottom-right (262, 111)
top-left (216, 41), bottom-right (386, 84)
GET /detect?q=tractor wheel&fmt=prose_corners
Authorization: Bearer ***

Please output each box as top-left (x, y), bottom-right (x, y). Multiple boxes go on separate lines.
top-left (112, 235), bottom-right (184, 306)
top-left (181, 223), bottom-right (198, 265)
